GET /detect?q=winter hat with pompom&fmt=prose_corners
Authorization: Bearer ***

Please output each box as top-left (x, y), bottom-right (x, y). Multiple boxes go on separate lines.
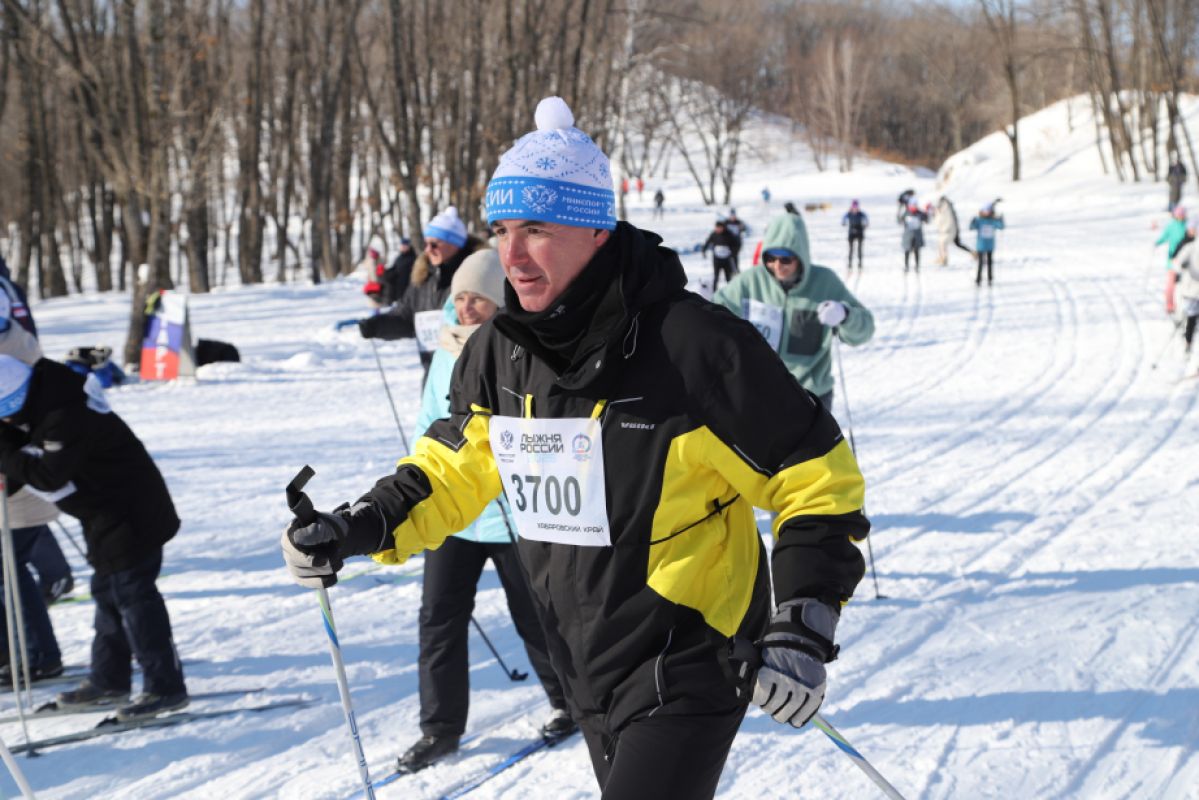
top-left (485, 97), bottom-right (616, 230)
top-left (423, 207), bottom-right (468, 247)
top-left (450, 249), bottom-right (506, 309)
top-left (0, 354), bottom-right (32, 418)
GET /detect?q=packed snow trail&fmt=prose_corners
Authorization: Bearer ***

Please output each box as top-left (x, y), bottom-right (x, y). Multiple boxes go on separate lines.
top-left (0, 98), bottom-right (1196, 798)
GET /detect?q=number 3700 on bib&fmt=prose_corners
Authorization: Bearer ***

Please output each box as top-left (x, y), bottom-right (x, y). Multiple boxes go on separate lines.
top-left (489, 415), bottom-right (612, 547)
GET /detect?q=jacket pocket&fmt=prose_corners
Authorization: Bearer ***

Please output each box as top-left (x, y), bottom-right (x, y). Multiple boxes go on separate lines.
top-left (786, 309), bottom-right (824, 356)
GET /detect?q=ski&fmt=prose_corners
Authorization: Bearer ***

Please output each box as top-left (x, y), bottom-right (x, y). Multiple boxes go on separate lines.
top-left (0, 657), bottom-right (210, 692)
top-left (438, 730), bottom-right (578, 799)
top-left (8, 697), bottom-right (310, 754)
top-left (0, 686), bottom-right (267, 724)
top-left (354, 730), bottom-right (577, 799)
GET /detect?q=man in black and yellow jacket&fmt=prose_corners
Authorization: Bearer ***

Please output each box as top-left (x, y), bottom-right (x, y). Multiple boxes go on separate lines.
top-left (282, 97), bottom-right (869, 799)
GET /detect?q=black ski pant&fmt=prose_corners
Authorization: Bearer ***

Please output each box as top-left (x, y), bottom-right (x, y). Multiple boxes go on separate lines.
top-left (904, 247), bottom-right (921, 272)
top-left (90, 548), bottom-right (185, 696)
top-left (418, 536), bottom-right (565, 738)
top-left (712, 257), bottom-right (737, 291)
top-left (579, 704), bottom-right (748, 799)
top-left (0, 525), bottom-right (62, 668)
top-left (1185, 314), bottom-right (1198, 349)
top-left (976, 251), bottom-right (994, 284)
top-left (847, 235), bottom-right (864, 268)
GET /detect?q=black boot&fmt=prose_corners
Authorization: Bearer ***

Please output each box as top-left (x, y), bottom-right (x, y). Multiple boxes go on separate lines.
top-left (540, 708), bottom-right (578, 742)
top-left (397, 734), bottom-right (460, 774)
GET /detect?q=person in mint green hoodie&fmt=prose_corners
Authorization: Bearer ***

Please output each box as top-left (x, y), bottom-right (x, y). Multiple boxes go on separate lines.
top-left (713, 212), bottom-right (874, 410)
top-left (400, 248), bottom-right (572, 774)
top-left (1157, 205), bottom-right (1189, 313)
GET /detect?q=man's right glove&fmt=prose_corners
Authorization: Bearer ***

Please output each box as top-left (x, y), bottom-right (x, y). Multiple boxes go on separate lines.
top-left (752, 597), bottom-right (839, 728)
top-left (280, 509), bottom-right (350, 589)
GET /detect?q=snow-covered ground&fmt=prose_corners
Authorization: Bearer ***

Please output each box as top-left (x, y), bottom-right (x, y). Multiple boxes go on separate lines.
top-left (2, 95), bottom-right (1197, 799)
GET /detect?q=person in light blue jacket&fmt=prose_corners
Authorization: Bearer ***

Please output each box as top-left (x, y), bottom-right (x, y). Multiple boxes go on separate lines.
top-left (399, 249), bottom-right (573, 775)
top-left (969, 203), bottom-right (1007, 286)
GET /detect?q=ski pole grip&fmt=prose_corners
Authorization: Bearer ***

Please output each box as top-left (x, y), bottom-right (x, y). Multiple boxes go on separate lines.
top-left (287, 465), bottom-right (317, 526)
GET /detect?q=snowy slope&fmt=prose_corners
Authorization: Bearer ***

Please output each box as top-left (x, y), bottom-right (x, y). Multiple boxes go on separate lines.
top-left (1, 97), bottom-right (1197, 799)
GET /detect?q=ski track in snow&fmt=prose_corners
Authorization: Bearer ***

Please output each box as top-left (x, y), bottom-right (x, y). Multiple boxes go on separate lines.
top-left (2, 99), bottom-right (1198, 799)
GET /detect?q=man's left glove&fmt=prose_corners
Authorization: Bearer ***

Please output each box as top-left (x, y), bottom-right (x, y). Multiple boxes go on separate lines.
top-left (281, 508), bottom-right (351, 589)
top-left (817, 300), bottom-right (848, 328)
top-left (752, 597), bottom-right (839, 728)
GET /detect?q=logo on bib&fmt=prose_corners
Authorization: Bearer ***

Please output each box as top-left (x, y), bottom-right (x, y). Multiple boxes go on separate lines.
top-left (572, 434), bottom-right (593, 462)
top-left (500, 430), bottom-right (515, 450)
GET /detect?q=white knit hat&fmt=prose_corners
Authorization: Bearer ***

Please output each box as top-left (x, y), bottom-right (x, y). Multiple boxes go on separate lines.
top-left (450, 250), bottom-right (505, 309)
top-left (485, 97), bottom-right (616, 230)
top-left (423, 206), bottom-right (468, 247)
top-left (0, 354), bottom-right (32, 418)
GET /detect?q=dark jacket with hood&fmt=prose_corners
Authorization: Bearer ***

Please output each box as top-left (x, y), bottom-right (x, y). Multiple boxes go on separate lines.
top-left (336, 223), bottom-right (868, 737)
top-left (382, 248), bottom-right (417, 304)
top-left (0, 359), bottom-right (179, 576)
top-left (358, 236), bottom-right (483, 370)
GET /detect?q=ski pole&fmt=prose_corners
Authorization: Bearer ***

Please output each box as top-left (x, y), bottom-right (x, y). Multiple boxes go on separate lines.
top-left (833, 337), bottom-right (884, 600)
top-left (469, 615), bottom-right (528, 682)
top-left (812, 714), bottom-right (907, 800)
top-left (1150, 317), bottom-right (1185, 370)
top-left (0, 484), bottom-right (35, 755)
top-left (368, 339), bottom-right (410, 454)
top-left (0, 734), bottom-right (37, 798)
top-left (286, 466), bottom-right (375, 800)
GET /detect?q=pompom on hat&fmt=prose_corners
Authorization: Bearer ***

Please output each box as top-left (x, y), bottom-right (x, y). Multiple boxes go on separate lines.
top-left (485, 97), bottom-right (616, 230)
top-left (0, 354), bottom-right (32, 418)
top-left (423, 207), bottom-right (468, 248)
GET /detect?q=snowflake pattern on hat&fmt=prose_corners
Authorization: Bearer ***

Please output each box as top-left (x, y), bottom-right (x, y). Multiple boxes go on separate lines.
top-left (486, 97), bottom-right (617, 230)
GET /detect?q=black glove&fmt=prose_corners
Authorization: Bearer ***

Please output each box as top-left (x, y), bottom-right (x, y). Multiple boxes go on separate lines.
top-left (357, 316), bottom-right (380, 339)
top-left (280, 500), bottom-right (389, 589)
top-left (752, 597), bottom-right (839, 728)
top-left (280, 509), bottom-right (349, 589)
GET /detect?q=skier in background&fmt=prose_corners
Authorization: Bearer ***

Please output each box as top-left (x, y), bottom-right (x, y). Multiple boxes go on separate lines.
top-left (841, 200), bottom-right (868, 271)
top-left (0, 355), bottom-right (188, 720)
top-left (896, 188), bottom-right (916, 223)
top-left (969, 203), bottom-right (1006, 286)
top-left (1168, 155), bottom-right (1187, 212)
top-left (653, 188), bottom-right (665, 219)
top-left (356, 207), bottom-right (484, 378)
top-left (1157, 205), bottom-right (1189, 314)
top-left (724, 209), bottom-right (746, 270)
top-left (702, 218), bottom-right (740, 291)
top-left (282, 96), bottom-right (869, 800)
top-left (900, 201), bottom-right (928, 273)
top-left (714, 211), bottom-right (875, 411)
top-left (396, 250), bottom-right (574, 774)
top-left (1169, 220), bottom-right (1199, 372)
top-left (934, 196), bottom-right (974, 266)
top-left (382, 237), bottom-right (417, 305)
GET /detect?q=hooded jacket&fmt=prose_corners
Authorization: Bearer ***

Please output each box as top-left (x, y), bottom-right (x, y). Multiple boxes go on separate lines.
top-left (0, 359), bottom-right (178, 576)
top-left (358, 236), bottom-right (484, 369)
top-left (713, 214), bottom-right (874, 397)
top-left (340, 222), bottom-right (868, 735)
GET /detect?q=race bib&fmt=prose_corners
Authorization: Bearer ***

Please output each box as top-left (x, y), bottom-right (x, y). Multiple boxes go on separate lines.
top-left (744, 299), bottom-right (783, 351)
top-left (414, 310), bottom-right (443, 353)
top-left (713, 245), bottom-right (732, 259)
top-left (489, 415), bottom-right (611, 547)
top-left (905, 216), bottom-right (923, 230)
top-left (980, 224), bottom-right (996, 239)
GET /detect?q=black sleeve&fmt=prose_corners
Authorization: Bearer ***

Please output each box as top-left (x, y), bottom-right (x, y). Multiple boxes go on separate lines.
top-left (0, 408), bottom-right (89, 496)
top-left (361, 289), bottom-right (417, 340)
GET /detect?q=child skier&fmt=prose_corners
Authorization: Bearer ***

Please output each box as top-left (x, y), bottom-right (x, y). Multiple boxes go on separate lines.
top-left (900, 202), bottom-right (927, 272)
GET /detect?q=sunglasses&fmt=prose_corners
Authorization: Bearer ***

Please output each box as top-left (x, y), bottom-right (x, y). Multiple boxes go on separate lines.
top-left (424, 239), bottom-right (442, 251)
top-left (764, 254), bottom-right (797, 266)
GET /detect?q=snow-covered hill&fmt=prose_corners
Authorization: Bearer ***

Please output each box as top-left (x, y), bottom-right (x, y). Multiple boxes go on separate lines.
top-left (2, 97), bottom-right (1197, 799)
